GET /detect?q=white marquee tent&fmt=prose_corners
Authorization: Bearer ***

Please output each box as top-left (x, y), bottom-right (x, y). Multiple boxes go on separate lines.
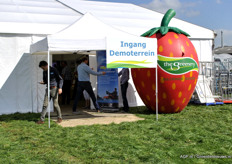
top-left (30, 12), bottom-right (147, 111)
top-left (31, 13), bottom-right (159, 126)
top-left (31, 13), bottom-right (141, 53)
top-left (0, 0), bottom-right (215, 115)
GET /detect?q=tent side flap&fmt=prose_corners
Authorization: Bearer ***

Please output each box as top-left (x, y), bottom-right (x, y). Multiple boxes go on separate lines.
top-left (30, 38), bottom-right (49, 54)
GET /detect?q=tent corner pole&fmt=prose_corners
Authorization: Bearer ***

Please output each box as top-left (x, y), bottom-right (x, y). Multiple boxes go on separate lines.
top-left (48, 50), bottom-right (50, 128)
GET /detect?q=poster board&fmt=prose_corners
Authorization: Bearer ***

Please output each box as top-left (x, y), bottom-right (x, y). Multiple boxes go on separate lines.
top-left (97, 51), bottom-right (119, 110)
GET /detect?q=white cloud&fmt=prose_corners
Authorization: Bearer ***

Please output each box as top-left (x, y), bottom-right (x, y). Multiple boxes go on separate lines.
top-left (214, 29), bottom-right (232, 47)
top-left (185, 10), bottom-right (200, 17)
top-left (140, 0), bottom-right (200, 17)
top-left (140, 0), bottom-right (181, 14)
top-left (216, 0), bottom-right (222, 4)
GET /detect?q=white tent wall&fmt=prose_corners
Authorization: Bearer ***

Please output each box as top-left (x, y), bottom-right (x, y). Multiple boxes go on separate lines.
top-left (0, 34), bottom-right (32, 114)
top-left (191, 39), bottom-right (214, 62)
top-left (31, 54), bottom-right (53, 113)
top-left (0, 55), bottom-right (32, 114)
top-left (0, 34), bottom-right (49, 115)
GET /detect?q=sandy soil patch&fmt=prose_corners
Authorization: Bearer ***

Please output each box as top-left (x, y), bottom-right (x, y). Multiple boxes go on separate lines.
top-left (52, 110), bottom-right (144, 127)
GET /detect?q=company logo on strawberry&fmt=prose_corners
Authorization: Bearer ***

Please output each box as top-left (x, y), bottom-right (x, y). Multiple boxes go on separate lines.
top-left (158, 55), bottom-right (198, 75)
top-left (131, 9), bottom-right (199, 113)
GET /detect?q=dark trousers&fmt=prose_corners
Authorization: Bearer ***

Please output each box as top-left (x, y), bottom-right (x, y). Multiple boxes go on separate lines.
top-left (72, 78), bottom-right (78, 99)
top-left (73, 81), bottom-right (100, 112)
top-left (62, 80), bottom-right (72, 104)
top-left (121, 82), bottom-right (129, 111)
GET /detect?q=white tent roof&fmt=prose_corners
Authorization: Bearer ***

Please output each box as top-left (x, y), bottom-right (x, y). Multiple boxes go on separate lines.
top-left (30, 13), bottom-right (141, 54)
top-left (60, 0), bottom-right (214, 39)
top-left (0, 0), bottom-right (214, 39)
top-left (0, 0), bottom-right (81, 34)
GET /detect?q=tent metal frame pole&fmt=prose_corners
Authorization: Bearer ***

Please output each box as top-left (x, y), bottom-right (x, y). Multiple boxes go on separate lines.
top-left (47, 50), bottom-right (50, 128)
top-left (156, 65), bottom-right (158, 121)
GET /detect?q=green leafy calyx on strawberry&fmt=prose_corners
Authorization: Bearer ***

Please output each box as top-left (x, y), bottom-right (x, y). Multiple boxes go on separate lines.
top-left (141, 9), bottom-right (190, 37)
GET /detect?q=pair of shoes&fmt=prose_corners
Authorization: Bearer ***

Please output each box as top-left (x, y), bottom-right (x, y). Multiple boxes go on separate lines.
top-left (72, 111), bottom-right (81, 115)
top-left (97, 109), bottom-right (102, 113)
top-left (123, 108), bottom-right (129, 112)
top-left (36, 120), bottom-right (45, 124)
top-left (57, 118), bottom-right (62, 123)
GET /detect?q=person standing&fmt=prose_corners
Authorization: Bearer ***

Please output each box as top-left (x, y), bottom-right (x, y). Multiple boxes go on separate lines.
top-left (118, 68), bottom-right (130, 112)
top-left (73, 57), bottom-right (106, 113)
top-left (72, 60), bottom-right (81, 100)
top-left (37, 61), bottom-right (63, 124)
top-left (61, 61), bottom-right (72, 105)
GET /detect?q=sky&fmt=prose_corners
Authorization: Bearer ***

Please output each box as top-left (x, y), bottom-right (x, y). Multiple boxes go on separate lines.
top-left (85, 0), bottom-right (232, 48)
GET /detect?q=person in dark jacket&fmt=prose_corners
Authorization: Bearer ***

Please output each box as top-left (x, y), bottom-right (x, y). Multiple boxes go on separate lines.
top-left (118, 68), bottom-right (130, 112)
top-left (37, 61), bottom-right (63, 124)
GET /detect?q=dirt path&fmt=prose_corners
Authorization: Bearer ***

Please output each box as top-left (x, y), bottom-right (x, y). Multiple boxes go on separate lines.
top-left (52, 110), bottom-right (144, 127)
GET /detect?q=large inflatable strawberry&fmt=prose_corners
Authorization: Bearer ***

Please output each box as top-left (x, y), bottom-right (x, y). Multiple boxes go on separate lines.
top-left (131, 9), bottom-right (199, 113)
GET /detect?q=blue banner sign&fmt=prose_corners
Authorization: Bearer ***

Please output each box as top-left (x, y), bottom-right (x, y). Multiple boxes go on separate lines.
top-left (97, 51), bottom-right (119, 108)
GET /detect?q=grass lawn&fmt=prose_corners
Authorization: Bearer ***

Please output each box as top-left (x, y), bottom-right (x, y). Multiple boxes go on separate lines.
top-left (0, 104), bottom-right (232, 164)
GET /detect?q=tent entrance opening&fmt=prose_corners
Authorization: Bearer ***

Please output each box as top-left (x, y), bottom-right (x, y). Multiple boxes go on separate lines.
top-left (52, 54), bottom-right (88, 113)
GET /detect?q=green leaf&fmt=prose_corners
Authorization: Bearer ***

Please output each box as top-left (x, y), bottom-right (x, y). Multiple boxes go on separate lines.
top-left (141, 9), bottom-right (191, 37)
top-left (148, 28), bottom-right (160, 37)
top-left (160, 26), bottom-right (169, 35)
top-left (141, 29), bottom-right (153, 37)
top-left (169, 27), bottom-right (190, 36)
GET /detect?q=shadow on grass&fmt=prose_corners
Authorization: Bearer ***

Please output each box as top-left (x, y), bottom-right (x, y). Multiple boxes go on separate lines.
top-left (127, 106), bottom-right (154, 115)
top-left (128, 103), bottom-right (214, 115)
top-left (0, 112), bottom-right (40, 122)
